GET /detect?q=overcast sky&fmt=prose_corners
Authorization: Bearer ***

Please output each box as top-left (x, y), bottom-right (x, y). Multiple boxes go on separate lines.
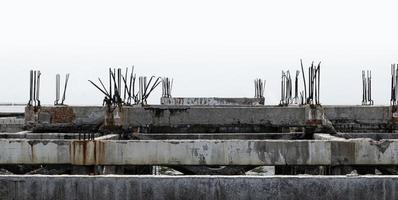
top-left (1, 0), bottom-right (398, 105)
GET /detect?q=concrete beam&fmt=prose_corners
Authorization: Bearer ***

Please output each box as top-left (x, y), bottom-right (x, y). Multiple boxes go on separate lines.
top-left (136, 133), bottom-right (306, 140)
top-left (0, 139), bottom-right (332, 165)
top-left (90, 140), bottom-right (331, 166)
top-left (1, 137), bottom-right (397, 166)
top-left (0, 139), bottom-right (70, 164)
top-left (25, 106), bottom-right (308, 128)
top-left (160, 97), bottom-right (265, 106)
top-left (0, 175), bottom-right (397, 200)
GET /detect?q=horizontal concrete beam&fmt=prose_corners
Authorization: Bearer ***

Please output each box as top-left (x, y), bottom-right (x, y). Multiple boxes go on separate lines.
top-left (1, 137), bottom-right (398, 166)
top-left (0, 175), bottom-right (397, 200)
top-left (136, 133), bottom-right (306, 140)
top-left (25, 106), bottom-right (308, 128)
top-left (89, 140), bottom-right (331, 166)
top-left (0, 132), bottom-right (96, 140)
top-left (160, 97), bottom-right (265, 106)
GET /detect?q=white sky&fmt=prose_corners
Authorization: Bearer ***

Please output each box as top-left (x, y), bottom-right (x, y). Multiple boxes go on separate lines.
top-left (1, 0), bottom-right (398, 105)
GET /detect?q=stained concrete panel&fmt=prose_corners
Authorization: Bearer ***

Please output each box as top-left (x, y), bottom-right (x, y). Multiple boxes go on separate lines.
top-left (0, 175), bottom-right (397, 200)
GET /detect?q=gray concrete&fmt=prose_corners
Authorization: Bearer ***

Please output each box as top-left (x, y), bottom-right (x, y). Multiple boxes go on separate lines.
top-left (91, 140), bottom-right (331, 166)
top-left (0, 132), bottom-right (96, 139)
top-left (23, 105), bottom-right (398, 129)
top-left (161, 97), bottom-right (265, 106)
top-left (0, 139), bottom-right (331, 165)
top-left (337, 132), bottom-right (398, 140)
top-left (323, 105), bottom-right (391, 124)
top-left (24, 105), bottom-right (398, 133)
top-left (1, 137), bottom-right (398, 166)
top-left (0, 117), bottom-right (24, 133)
top-left (25, 105), bottom-right (308, 129)
top-left (0, 139), bottom-right (70, 164)
top-left (136, 132), bottom-right (306, 140)
top-left (0, 175), bottom-right (397, 200)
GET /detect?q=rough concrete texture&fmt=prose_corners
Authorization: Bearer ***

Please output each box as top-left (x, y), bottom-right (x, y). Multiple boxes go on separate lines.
top-left (0, 175), bottom-right (397, 200)
top-left (337, 133), bottom-right (398, 140)
top-left (0, 139), bottom-right (70, 164)
top-left (323, 106), bottom-right (391, 123)
top-left (1, 137), bottom-right (397, 166)
top-left (25, 106), bottom-right (307, 129)
top-left (0, 139), bottom-right (329, 165)
top-left (25, 105), bottom-right (398, 133)
top-left (0, 132), bottom-right (96, 140)
top-left (323, 106), bottom-right (394, 132)
top-left (25, 106), bottom-right (104, 125)
top-left (0, 124), bottom-right (24, 133)
top-left (92, 140), bottom-right (331, 166)
top-left (0, 117), bottom-right (24, 133)
top-left (160, 97), bottom-right (265, 106)
top-left (136, 132), bottom-right (306, 140)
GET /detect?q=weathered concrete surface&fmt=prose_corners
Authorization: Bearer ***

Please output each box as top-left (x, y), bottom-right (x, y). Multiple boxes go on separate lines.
top-left (323, 106), bottom-right (394, 132)
top-left (0, 175), bottom-right (397, 200)
top-left (337, 132), bottom-right (398, 140)
top-left (161, 97), bottom-right (265, 106)
top-left (323, 106), bottom-right (391, 123)
top-left (135, 132), bottom-right (306, 140)
top-left (0, 139), bottom-right (70, 164)
top-left (0, 117), bottom-right (24, 133)
top-left (25, 105), bottom-right (398, 133)
top-left (25, 106), bottom-right (104, 125)
top-left (25, 106), bottom-right (308, 133)
top-left (0, 139), bottom-right (331, 165)
top-left (92, 140), bottom-right (331, 166)
top-left (0, 132), bottom-right (96, 140)
top-left (1, 138), bottom-right (397, 166)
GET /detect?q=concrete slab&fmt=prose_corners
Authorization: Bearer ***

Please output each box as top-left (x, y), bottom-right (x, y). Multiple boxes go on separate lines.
top-left (0, 175), bottom-right (397, 200)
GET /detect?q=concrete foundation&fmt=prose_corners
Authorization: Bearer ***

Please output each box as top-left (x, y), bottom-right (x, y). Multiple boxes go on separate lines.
top-left (0, 175), bottom-right (397, 200)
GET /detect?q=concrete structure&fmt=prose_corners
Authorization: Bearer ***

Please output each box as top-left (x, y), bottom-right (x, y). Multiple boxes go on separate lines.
top-left (161, 97), bottom-right (265, 106)
top-left (24, 105), bottom-right (398, 133)
top-left (0, 117), bottom-right (24, 133)
top-left (3, 103), bottom-right (398, 199)
top-left (1, 134), bottom-right (398, 166)
top-left (0, 175), bottom-right (397, 200)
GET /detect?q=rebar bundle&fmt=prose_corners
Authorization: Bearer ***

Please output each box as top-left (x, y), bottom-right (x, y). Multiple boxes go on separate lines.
top-left (162, 77), bottom-right (173, 98)
top-left (391, 64), bottom-right (398, 105)
top-left (89, 66), bottom-right (161, 106)
top-left (301, 60), bottom-right (321, 105)
top-left (280, 60), bottom-right (321, 106)
top-left (280, 71), bottom-right (292, 106)
top-left (362, 70), bottom-right (374, 105)
top-left (28, 70), bottom-right (41, 107)
top-left (254, 79), bottom-right (266, 98)
top-left (54, 73), bottom-right (70, 105)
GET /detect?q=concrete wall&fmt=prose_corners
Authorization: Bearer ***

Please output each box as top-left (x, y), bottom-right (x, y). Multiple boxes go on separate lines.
top-left (0, 175), bottom-right (397, 200)
top-left (161, 97), bottom-right (265, 106)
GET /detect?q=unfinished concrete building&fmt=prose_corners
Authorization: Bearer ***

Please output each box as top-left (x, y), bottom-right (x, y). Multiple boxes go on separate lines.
top-left (1, 65), bottom-right (398, 200)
